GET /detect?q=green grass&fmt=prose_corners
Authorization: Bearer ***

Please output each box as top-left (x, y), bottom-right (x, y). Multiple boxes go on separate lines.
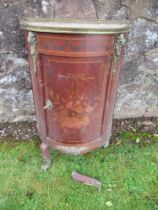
top-left (0, 132), bottom-right (158, 210)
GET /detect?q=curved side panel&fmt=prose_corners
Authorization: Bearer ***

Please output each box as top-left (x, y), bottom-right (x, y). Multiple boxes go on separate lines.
top-left (26, 32), bottom-right (47, 143)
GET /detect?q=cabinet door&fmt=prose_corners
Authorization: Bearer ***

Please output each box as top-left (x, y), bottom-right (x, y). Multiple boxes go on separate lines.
top-left (42, 55), bottom-right (110, 144)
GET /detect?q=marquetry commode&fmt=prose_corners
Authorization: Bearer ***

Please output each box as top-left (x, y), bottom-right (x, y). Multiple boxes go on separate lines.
top-left (21, 19), bottom-right (130, 168)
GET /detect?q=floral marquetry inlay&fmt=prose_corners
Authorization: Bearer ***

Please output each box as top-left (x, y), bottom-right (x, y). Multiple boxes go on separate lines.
top-left (50, 93), bottom-right (101, 133)
top-left (58, 73), bottom-right (95, 95)
top-left (47, 73), bottom-right (101, 133)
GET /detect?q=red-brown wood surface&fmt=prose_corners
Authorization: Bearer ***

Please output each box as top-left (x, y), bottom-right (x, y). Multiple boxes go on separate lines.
top-left (27, 33), bottom-right (123, 154)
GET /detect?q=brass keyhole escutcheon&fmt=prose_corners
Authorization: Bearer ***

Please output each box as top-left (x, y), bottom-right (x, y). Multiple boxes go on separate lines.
top-left (43, 99), bottom-right (53, 110)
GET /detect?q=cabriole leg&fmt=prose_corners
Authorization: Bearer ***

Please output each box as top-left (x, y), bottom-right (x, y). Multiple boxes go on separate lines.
top-left (102, 140), bottom-right (110, 148)
top-left (40, 143), bottom-right (51, 171)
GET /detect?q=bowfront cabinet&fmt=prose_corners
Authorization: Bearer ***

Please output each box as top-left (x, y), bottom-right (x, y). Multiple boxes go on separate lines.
top-left (21, 19), bottom-right (130, 168)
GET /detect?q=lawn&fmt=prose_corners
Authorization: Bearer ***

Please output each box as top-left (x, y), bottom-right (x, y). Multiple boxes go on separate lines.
top-left (0, 131), bottom-right (158, 210)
